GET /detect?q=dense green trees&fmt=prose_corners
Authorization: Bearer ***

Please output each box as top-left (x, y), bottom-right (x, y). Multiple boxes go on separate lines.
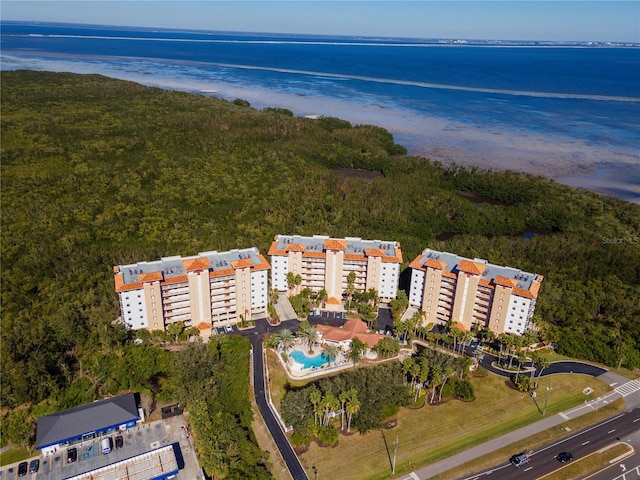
top-left (280, 362), bottom-right (410, 437)
top-left (1, 69), bottom-right (638, 428)
top-left (170, 336), bottom-right (272, 479)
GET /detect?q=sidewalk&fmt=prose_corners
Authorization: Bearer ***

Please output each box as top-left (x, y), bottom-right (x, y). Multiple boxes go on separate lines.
top-left (273, 292), bottom-right (299, 322)
top-left (401, 374), bottom-right (640, 480)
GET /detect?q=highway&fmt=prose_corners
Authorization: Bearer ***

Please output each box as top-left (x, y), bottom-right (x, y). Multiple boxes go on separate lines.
top-left (461, 407), bottom-right (640, 480)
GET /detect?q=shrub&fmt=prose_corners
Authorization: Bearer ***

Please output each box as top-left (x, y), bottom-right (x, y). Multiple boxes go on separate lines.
top-left (316, 426), bottom-right (339, 447)
top-left (454, 379), bottom-right (475, 401)
top-left (290, 430), bottom-right (311, 448)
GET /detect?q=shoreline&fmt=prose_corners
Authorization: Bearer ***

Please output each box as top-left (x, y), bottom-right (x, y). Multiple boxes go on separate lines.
top-left (2, 55), bottom-right (639, 204)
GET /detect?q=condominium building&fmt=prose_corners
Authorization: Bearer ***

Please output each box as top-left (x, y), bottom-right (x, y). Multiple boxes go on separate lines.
top-left (114, 248), bottom-right (270, 331)
top-left (409, 249), bottom-right (543, 335)
top-left (268, 234), bottom-right (402, 306)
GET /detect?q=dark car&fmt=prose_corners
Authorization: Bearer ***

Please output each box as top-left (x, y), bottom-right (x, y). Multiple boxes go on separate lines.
top-left (17, 462), bottom-right (28, 477)
top-left (67, 447), bottom-right (77, 463)
top-left (510, 452), bottom-right (530, 468)
top-left (29, 459), bottom-right (40, 473)
top-left (115, 435), bottom-right (124, 449)
top-left (556, 451), bottom-right (573, 463)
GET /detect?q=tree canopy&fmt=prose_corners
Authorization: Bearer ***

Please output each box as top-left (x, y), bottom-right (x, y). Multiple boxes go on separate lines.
top-left (2, 69), bottom-right (639, 415)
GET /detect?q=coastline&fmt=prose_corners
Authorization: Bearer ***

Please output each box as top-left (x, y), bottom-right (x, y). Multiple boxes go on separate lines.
top-left (2, 53), bottom-right (639, 204)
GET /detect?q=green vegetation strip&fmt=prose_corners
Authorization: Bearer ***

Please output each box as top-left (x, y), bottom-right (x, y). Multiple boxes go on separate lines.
top-left (429, 398), bottom-right (626, 480)
top-left (539, 443), bottom-right (633, 480)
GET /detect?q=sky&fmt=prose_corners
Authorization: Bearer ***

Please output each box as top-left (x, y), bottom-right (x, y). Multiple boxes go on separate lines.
top-left (2, 1), bottom-right (639, 43)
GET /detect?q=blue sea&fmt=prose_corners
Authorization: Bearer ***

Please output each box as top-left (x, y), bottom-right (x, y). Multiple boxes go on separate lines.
top-left (2, 22), bottom-right (639, 203)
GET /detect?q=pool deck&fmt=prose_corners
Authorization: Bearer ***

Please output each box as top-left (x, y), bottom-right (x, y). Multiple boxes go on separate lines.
top-left (277, 343), bottom-right (354, 379)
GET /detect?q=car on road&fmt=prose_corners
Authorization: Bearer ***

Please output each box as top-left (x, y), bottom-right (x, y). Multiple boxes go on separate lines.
top-left (29, 459), bottom-right (40, 473)
top-left (224, 324), bottom-right (233, 334)
top-left (17, 462), bottom-right (28, 477)
top-left (556, 451), bottom-right (573, 463)
top-left (115, 435), bottom-right (124, 449)
top-left (510, 452), bottom-right (530, 468)
top-left (67, 447), bottom-right (78, 463)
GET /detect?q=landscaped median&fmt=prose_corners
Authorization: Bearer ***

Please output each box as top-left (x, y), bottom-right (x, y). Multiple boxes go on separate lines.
top-left (538, 442), bottom-right (634, 480)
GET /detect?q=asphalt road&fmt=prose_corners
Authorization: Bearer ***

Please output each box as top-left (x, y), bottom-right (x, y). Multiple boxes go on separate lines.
top-left (461, 407), bottom-right (640, 480)
top-left (249, 333), bottom-right (308, 480)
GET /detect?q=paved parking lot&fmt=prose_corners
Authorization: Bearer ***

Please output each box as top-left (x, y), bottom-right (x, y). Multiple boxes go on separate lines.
top-left (0, 415), bottom-right (201, 480)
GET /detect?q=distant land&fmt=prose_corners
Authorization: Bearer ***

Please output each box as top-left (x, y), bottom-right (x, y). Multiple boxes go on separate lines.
top-left (2, 20), bottom-right (639, 47)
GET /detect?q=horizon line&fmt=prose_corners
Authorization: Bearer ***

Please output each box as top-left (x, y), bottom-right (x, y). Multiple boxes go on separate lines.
top-left (3, 19), bottom-right (639, 46)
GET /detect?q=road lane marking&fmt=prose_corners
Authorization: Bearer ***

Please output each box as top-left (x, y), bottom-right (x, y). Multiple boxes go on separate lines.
top-left (524, 466), bottom-right (533, 472)
top-left (608, 429), bottom-right (616, 434)
top-left (633, 418), bottom-right (639, 422)
top-left (582, 441), bottom-right (590, 445)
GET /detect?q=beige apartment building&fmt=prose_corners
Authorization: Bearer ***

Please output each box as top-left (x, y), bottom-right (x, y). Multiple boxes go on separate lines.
top-left (268, 234), bottom-right (403, 307)
top-left (114, 248), bottom-right (270, 331)
top-left (409, 249), bottom-right (543, 335)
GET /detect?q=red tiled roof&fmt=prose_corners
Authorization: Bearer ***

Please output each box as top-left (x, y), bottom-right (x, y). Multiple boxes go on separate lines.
top-left (365, 248), bottom-right (385, 257)
top-left (442, 270), bottom-right (457, 279)
top-left (196, 322), bottom-right (211, 331)
top-left (457, 259), bottom-right (486, 275)
top-left (182, 257), bottom-right (212, 272)
top-left (324, 239), bottom-right (348, 250)
top-left (494, 275), bottom-right (519, 288)
top-left (344, 253), bottom-right (366, 261)
top-left (326, 297), bottom-right (342, 305)
top-left (209, 268), bottom-right (235, 278)
top-left (425, 258), bottom-right (447, 270)
top-left (354, 333), bottom-right (386, 348)
top-left (285, 243), bottom-right (306, 252)
top-left (138, 271), bottom-right (163, 282)
top-left (231, 258), bottom-right (253, 269)
top-left (343, 318), bottom-right (368, 334)
top-left (114, 272), bottom-right (142, 293)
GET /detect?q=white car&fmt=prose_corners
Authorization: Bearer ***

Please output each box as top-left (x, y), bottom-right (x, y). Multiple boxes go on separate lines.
top-left (224, 324), bottom-right (233, 334)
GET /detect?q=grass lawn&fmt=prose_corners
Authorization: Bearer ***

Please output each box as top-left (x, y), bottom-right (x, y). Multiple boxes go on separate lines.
top-left (286, 366), bottom-right (612, 480)
top-left (0, 447), bottom-right (32, 466)
top-left (429, 397), bottom-right (626, 480)
top-left (540, 442), bottom-right (632, 480)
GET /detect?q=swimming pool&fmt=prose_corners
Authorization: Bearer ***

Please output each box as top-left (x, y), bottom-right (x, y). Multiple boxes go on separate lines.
top-left (290, 349), bottom-right (331, 369)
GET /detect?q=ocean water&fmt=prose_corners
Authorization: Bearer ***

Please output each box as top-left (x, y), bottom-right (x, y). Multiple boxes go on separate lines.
top-left (2, 22), bottom-right (639, 203)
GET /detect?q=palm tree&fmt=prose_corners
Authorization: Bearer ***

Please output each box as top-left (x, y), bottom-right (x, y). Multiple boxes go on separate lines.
top-left (347, 338), bottom-right (366, 366)
top-left (279, 328), bottom-right (295, 356)
top-left (529, 351), bottom-right (540, 381)
top-left (309, 388), bottom-right (322, 427)
top-left (322, 343), bottom-right (340, 366)
top-left (535, 356), bottom-right (550, 388)
top-left (298, 326), bottom-right (319, 354)
top-left (401, 357), bottom-right (415, 386)
top-left (515, 351), bottom-right (528, 383)
top-left (429, 364), bottom-right (442, 404)
top-left (438, 366), bottom-right (455, 403)
top-left (318, 288), bottom-right (328, 309)
top-left (416, 358), bottom-right (429, 402)
top-left (338, 390), bottom-right (350, 431)
top-left (346, 393), bottom-right (360, 433)
top-left (346, 271), bottom-right (356, 311)
top-left (322, 391), bottom-right (340, 426)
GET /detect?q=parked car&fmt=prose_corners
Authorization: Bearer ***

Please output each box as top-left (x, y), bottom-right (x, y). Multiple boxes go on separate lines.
top-left (509, 452), bottom-right (530, 468)
top-left (67, 447), bottom-right (78, 463)
top-left (224, 324), bottom-right (233, 334)
top-left (29, 459), bottom-right (40, 473)
top-left (17, 462), bottom-right (28, 477)
top-left (115, 435), bottom-right (124, 449)
top-left (556, 451), bottom-right (573, 463)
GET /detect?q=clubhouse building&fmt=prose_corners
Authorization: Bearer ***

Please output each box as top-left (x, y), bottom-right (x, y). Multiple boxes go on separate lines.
top-left (114, 248), bottom-right (270, 331)
top-left (409, 248), bottom-right (543, 335)
top-left (268, 234), bottom-right (403, 307)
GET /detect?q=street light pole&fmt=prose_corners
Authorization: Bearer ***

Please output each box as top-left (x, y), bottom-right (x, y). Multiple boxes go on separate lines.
top-left (392, 435), bottom-right (399, 474)
top-left (543, 381), bottom-right (552, 416)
